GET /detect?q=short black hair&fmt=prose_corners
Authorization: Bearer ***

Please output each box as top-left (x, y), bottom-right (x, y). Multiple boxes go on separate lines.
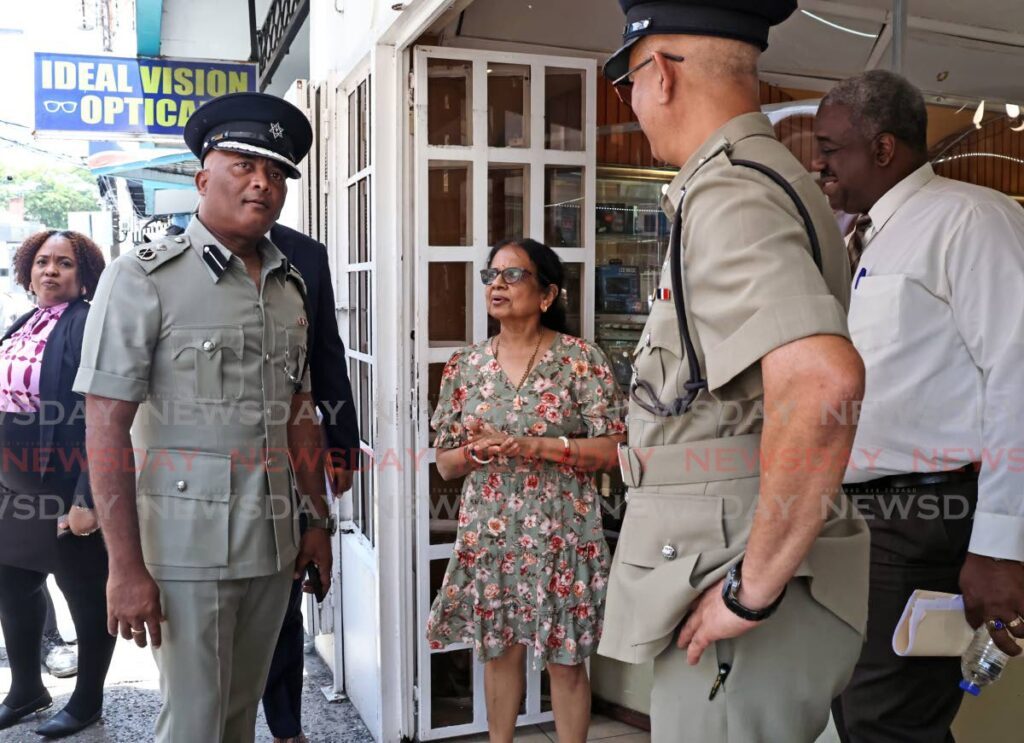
top-left (487, 238), bottom-right (569, 334)
top-left (821, 70), bottom-right (928, 154)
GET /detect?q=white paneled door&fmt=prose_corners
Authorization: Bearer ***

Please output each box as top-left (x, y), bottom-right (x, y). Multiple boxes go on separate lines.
top-left (411, 45), bottom-right (596, 741)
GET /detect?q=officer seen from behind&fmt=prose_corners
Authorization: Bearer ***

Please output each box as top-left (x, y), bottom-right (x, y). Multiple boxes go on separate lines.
top-left (74, 92), bottom-right (333, 742)
top-left (598, 2), bottom-right (870, 741)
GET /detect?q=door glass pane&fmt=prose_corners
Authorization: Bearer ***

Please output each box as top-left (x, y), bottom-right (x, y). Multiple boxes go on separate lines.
top-left (348, 184), bottom-right (359, 263)
top-left (358, 78), bottom-right (371, 171)
top-left (357, 272), bottom-right (370, 354)
top-left (359, 361), bottom-right (372, 446)
top-left (431, 650), bottom-right (474, 727)
top-left (488, 166), bottom-right (527, 246)
top-left (428, 59), bottom-right (472, 147)
top-left (546, 67), bottom-right (584, 151)
top-left (348, 89), bottom-right (359, 177)
top-left (429, 463), bottom-right (464, 545)
top-left (562, 262), bottom-right (583, 337)
top-left (358, 178), bottom-right (370, 263)
top-left (429, 163), bottom-right (472, 246)
top-left (545, 166), bottom-right (583, 247)
top-left (430, 557), bottom-right (451, 605)
top-left (488, 63), bottom-right (530, 148)
top-left (349, 357), bottom-right (359, 432)
top-left (429, 263), bottom-right (470, 346)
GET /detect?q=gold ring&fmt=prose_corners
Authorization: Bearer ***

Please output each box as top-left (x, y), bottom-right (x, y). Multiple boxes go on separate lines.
top-left (1008, 616), bottom-right (1024, 630)
top-left (131, 628), bottom-right (145, 636)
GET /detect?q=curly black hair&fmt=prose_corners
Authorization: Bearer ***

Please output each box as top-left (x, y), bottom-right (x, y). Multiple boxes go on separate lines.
top-left (13, 230), bottom-right (107, 301)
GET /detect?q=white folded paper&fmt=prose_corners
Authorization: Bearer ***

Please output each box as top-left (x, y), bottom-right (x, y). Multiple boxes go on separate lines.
top-left (892, 590), bottom-right (1024, 657)
top-left (893, 591), bottom-right (976, 657)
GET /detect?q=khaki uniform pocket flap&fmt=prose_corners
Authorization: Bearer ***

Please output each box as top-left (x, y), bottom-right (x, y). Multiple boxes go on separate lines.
top-left (170, 325), bottom-right (244, 360)
top-left (138, 449), bottom-right (231, 502)
top-left (616, 492), bottom-right (726, 568)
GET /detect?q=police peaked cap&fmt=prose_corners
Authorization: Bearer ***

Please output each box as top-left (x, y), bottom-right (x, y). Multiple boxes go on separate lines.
top-left (183, 92), bottom-right (313, 179)
top-left (604, 0), bottom-right (798, 80)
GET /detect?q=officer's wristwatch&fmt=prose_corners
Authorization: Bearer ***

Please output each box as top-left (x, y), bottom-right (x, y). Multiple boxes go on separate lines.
top-left (721, 559), bottom-right (786, 622)
top-left (307, 515), bottom-right (337, 536)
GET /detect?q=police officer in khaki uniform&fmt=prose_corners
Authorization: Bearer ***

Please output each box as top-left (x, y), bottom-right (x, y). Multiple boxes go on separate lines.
top-left (74, 92), bottom-right (333, 742)
top-left (598, 2), bottom-right (871, 740)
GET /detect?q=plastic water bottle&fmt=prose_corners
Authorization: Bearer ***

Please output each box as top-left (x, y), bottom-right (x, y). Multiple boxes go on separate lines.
top-left (960, 626), bottom-right (1011, 696)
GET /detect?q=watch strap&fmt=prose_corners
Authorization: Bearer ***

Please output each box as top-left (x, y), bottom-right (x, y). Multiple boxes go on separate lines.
top-left (721, 561), bottom-right (786, 622)
top-left (307, 515), bottom-right (337, 535)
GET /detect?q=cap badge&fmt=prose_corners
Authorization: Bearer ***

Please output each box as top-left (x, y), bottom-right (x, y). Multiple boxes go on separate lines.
top-left (627, 18), bottom-right (651, 34)
top-left (269, 122), bottom-right (285, 140)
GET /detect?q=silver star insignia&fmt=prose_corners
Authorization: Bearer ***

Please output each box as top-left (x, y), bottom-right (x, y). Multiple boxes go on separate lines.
top-left (269, 122), bottom-right (285, 140)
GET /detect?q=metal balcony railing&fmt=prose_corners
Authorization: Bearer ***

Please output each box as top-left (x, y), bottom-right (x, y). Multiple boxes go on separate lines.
top-left (255, 0), bottom-right (310, 90)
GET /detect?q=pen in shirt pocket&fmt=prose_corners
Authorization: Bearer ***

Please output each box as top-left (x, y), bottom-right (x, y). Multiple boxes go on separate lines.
top-left (854, 266), bottom-right (867, 290)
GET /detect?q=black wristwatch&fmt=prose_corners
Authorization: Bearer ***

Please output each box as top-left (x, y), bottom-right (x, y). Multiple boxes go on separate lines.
top-left (307, 515), bottom-right (337, 536)
top-left (721, 560), bottom-right (786, 622)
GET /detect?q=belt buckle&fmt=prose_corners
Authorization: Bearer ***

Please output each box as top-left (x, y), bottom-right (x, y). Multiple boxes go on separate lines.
top-left (617, 444), bottom-right (641, 489)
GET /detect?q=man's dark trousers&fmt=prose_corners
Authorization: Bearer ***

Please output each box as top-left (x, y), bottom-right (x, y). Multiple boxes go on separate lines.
top-left (833, 470), bottom-right (978, 743)
top-left (262, 224), bottom-right (360, 739)
top-left (263, 571), bottom-right (307, 737)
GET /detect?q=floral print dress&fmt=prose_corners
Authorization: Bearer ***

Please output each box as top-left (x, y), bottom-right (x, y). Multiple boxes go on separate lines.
top-left (426, 334), bottom-right (626, 668)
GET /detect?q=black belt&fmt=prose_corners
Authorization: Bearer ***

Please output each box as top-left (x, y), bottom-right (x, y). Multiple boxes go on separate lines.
top-left (852, 464), bottom-right (979, 492)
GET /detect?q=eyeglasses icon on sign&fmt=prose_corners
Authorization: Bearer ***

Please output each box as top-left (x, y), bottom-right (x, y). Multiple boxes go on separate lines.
top-left (43, 101), bottom-right (78, 114)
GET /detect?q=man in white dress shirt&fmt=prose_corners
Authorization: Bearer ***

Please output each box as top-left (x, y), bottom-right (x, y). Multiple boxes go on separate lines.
top-left (813, 70), bottom-right (1024, 742)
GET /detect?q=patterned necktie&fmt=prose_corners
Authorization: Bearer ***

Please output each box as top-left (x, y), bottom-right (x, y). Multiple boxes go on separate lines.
top-left (847, 214), bottom-right (873, 273)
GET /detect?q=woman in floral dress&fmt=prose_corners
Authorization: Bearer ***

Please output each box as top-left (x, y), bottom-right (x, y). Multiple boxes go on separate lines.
top-left (428, 239), bottom-right (626, 743)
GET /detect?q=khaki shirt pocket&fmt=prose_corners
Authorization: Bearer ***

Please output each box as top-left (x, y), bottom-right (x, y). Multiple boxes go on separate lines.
top-left (617, 491), bottom-right (726, 568)
top-left (630, 302), bottom-right (686, 415)
top-left (137, 449), bottom-right (231, 568)
top-left (170, 325), bottom-right (245, 402)
top-left (613, 491), bottom-right (727, 646)
top-left (283, 325), bottom-right (309, 395)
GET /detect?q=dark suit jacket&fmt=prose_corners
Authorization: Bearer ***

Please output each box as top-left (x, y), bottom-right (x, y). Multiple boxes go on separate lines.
top-left (270, 224), bottom-right (361, 466)
top-left (0, 298), bottom-right (91, 505)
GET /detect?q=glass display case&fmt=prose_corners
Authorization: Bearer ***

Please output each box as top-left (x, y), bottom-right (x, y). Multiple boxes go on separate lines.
top-left (594, 165), bottom-right (674, 390)
top-left (593, 165), bottom-right (674, 541)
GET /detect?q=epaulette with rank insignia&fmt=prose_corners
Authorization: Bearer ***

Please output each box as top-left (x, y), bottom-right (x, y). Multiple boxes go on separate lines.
top-left (132, 234), bottom-right (191, 274)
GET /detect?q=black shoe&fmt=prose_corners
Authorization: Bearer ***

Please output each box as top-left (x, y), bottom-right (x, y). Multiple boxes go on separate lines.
top-left (35, 708), bottom-right (101, 738)
top-left (0, 691), bottom-right (53, 730)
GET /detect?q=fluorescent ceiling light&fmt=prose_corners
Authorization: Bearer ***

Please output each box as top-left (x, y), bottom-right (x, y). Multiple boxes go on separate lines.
top-left (800, 10), bottom-right (879, 39)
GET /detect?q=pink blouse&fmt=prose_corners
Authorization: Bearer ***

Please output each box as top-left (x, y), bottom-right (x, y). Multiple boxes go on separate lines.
top-left (0, 303), bottom-right (69, 413)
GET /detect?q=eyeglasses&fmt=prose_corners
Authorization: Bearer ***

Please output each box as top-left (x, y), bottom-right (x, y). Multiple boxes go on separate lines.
top-left (611, 52), bottom-right (685, 106)
top-left (480, 267), bottom-right (536, 286)
top-left (42, 101), bottom-right (78, 114)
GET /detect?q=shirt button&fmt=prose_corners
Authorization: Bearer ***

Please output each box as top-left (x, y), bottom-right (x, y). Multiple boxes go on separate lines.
top-left (265, 353), bottom-right (272, 362)
top-left (176, 480), bottom-right (187, 492)
top-left (202, 340), bottom-right (216, 352)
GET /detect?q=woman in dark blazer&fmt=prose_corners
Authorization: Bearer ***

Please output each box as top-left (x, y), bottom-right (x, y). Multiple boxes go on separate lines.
top-left (0, 230), bottom-right (113, 738)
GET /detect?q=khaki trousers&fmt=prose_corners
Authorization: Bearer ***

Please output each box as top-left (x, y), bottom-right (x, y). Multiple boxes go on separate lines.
top-left (152, 567), bottom-right (293, 742)
top-left (651, 579), bottom-right (862, 743)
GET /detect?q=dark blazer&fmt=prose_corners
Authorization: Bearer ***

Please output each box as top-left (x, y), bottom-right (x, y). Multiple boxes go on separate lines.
top-left (0, 298), bottom-right (91, 505)
top-left (270, 224), bottom-right (361, 466)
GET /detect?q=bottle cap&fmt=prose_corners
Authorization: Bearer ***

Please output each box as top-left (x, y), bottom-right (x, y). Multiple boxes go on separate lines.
top-left (959, 680), bottom-right (981, 696)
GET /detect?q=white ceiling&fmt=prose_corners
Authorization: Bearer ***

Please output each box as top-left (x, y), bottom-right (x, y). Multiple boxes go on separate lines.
top-left (445, 0), bottom-right (1024, 102)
